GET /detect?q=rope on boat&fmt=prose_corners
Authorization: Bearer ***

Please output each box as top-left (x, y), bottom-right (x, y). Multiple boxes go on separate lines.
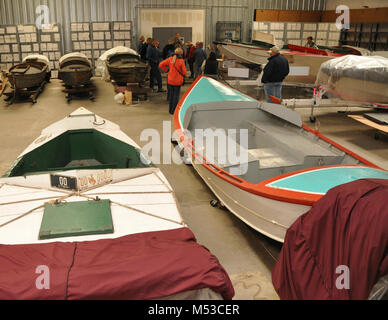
top-left (0, 193), bottom-right (75, 229)
top-left (79, 193), bottom-right (184, 226)
top-left (0, 170), bottom-right (185, 229)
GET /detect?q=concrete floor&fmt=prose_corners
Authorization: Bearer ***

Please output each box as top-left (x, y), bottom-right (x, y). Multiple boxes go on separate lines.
top-left (1, 77), bottom-right (387, 300)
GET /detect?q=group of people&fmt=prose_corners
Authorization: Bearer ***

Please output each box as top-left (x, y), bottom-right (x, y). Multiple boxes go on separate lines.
top-left (137, 33), bottom-right (219, 115)
top-left (136, 32), bottom-right (318, 114)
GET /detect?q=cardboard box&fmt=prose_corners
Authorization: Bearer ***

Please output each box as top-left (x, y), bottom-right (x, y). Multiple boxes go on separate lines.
top-left (41, 43), bottom-right (47, 51)
top-left (21, 45), bottom-right (32, 52)
top-left (0, 28), bottom-right (5, 34)
top-left (12, 44), bottom-right (19, 52)
top-left (98, 41), bottom-right (105, 49)
top-left (72, 33), bottom-right (78, 41)
top-left (10, 35), bottom-right (17, 43)
top-left (41, 34), bottom-right (51, 42)
top-left (13, 53), bottom-right (19, 61)
top-left (85, 42), bottom-right (91, 49)
top-left (33, 43), bottom-right (39, 52)
top-left (74, 42), bottom-right (80, 50)
top-left (6, 26), bottom-right (17, 34)
top-left (54, 33), bottom-right (60, 41)
top-left (105, 32), bottom-right (111, 40)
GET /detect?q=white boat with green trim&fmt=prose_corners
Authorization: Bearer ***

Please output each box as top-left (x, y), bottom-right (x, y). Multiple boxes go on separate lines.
top-left (0, 107), bottom-right (234, 300)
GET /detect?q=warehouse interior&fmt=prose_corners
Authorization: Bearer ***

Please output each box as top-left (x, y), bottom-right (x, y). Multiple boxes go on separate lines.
top-left (0, 0), bottom-right (387, 301)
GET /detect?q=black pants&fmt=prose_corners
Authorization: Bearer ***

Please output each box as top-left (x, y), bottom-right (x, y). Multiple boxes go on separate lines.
top-left (149, 63), bottom-right (162, 90)
top-left (169, 85), bottom-right (181, 115)
top-left (188, 59), bottom-right (194, 78)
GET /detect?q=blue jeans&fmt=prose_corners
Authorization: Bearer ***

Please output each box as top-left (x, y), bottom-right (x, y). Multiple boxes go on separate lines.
top-left (169, 85), bottom-right (181, 115)
top-left (263, 82), bottom-right (283, 103)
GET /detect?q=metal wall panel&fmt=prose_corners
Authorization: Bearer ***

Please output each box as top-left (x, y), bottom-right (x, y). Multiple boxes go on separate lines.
top-left (0, 0), bottom-right (327, 53)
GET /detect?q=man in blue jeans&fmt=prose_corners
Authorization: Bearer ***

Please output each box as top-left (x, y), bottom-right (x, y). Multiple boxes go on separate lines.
top-left (261, 46), bottom-right (289, 103)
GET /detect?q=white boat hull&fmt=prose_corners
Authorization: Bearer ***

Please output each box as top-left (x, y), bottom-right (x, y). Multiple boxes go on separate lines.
top-left (218, 43), bottom-right (269, 66)
top-left (193, 162), bottom-right (310, 243)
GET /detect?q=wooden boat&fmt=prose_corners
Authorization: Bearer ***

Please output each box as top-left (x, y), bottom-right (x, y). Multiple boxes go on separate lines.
top-left (315, 55), bottom-right (388, 105)
top-left (215, 42), bottom-right (346, 85)
top-left (106, 52), bottom-right (148, 86)
top-left (173, 76), bottom-right (388, 243)
top-left (59, 52), bottom-right (93, 86)
top-left (8, 58), bottom-right (48, 89)
top-left (0, 107), bottom-right (233, 300)
top-left (215, 41), bottom-right (270, 66)
top-left (281, 44), bottom-right (345, 85)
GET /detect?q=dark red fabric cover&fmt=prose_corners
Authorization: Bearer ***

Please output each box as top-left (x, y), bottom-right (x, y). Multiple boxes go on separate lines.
top-left (0, 227), bottom-right (234, 300)
top-left (272, 179), bottom-right (388, 300)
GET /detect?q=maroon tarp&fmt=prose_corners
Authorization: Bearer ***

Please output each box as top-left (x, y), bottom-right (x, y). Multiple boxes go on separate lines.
top-left (272, 179), bottom-right (388, 300)
top-left (0, 227), bottom-right (234, 300)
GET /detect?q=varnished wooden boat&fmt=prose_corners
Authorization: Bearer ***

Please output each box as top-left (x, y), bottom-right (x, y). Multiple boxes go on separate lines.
top-left (106, 52), bottom-right (148, 86)
top-left (59, 52), bottom-right (93, 86)
top-left (8, 59), bottom-right (48, 89)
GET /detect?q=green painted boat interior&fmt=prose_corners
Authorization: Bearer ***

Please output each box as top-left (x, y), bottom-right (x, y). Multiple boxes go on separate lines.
top-left (39, 199), bottom-right (114, 240)
top-left (4, 129), bottom-right (151, 177)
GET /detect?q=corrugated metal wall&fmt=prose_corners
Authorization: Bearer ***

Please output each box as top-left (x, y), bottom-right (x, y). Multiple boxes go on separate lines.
top-left (0, 0), bottom-right (326, 52)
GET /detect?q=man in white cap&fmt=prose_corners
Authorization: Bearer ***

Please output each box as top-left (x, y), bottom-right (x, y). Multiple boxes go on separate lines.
top-left (261, 46), bottom-right (289, 103)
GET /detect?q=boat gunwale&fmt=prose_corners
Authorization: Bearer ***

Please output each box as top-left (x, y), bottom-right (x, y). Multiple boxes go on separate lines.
top-left (173, 75), bottom-right (383, 206)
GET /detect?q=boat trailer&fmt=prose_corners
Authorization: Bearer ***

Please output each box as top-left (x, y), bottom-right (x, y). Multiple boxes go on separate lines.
top-left (63, 83), bottom-right (96, 103)
top-left (3, 80), bottom-right (47, 105)
top-left (276, 87), bottom-right (388, 123)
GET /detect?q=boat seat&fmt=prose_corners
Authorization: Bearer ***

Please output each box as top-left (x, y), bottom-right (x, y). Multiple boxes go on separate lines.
top-left (244, 120), bottom-right (341, 158)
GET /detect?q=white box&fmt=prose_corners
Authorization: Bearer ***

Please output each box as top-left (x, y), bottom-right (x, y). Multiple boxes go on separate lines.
top-left (13, 53), bottom-right (19, 61)
top-left (72, 33), bottom-right (78, 41)
top-left (93, 42), bottom-right (99, 49)
top-left (41, 34), bottom-right (51, 42)
top-left (33, 43), bottom-right (39, 52)
top-left (85, 42), bottom-right (91, 49)
top-left (21, 44), bottom-right (31, 52)
top-left (228, 67), bottom-right (249, 78)
top-left (41, 43), bottom-right (47, 51)
top-left (55, 52), bottom-right (61, 59)
top-left (10, 35), bottom-right (17, 43)
top-left (106, 41), bottom-right (112, 48)
top-left (80, 42), bottom-right (86, 50)
top-left (105, 32), bottom-right (111, 40)
top-left (98, 41), bottom-right (105, 49)
top-left (6, 26), bottom-right (17, 34)
top-left (12, 44), bottom-right (19, 52)
top-left (289, 66), bottom-right (310, 76)
top-left (83, 23), bottom-right (89, 31)
top-left (0, 28), bottom-right (5, 34)
top-left (54, 33), bottom-right (60, 41)
top-left (74, 42), bottom-right (80, 50)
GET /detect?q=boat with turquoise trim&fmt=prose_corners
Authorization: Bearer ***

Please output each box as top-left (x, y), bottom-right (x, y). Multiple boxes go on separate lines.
top-left (173, 76), bottom-right (388, 242)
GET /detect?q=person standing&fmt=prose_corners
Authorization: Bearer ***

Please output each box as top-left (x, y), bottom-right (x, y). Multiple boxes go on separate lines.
top-left (146, 39), bottom-right (165, 92)
top-left (261, 46), bottom-right (289, 103)
top-left (159, 48), bottom-right (187, 115)
top-left (137, 35), bottom-right (145, 54)
top-left (140, 37), bottom-right (151, 61)
top-left (186, 41), bottom-right (196, 79)
top-left (193, 42), bottom-right (207, 79)
top-left (204, 51), bottom-right (218, 79)
top-left (305, 36), bottom-right (318, 49)
top-left (163, 38), bottom-right (175, 59)
top-left (174, 33), bottom-right (183, 49)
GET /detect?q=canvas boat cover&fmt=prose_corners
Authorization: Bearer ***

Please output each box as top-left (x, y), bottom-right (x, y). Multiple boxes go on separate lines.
top-left (22, 54), bottom-right (51, 71)
top-left (317, 55), bottom-right (388, 84)
top-left (59, 52), bottom-right (91, 67)
top-left (0, 227), bottom-right (234, 300)
top-left (272, 178), bottom-right (388, 300)
top-left (95, 46), bottom-right (139, 80)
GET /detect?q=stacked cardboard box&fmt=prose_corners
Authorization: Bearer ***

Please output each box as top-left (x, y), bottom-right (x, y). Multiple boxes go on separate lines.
top-left (0, 25), bottom-right (20, 71)
top-left (112, 22), bottom-right (132, 48)
top-left (39, 24), bottom-right (62, 78)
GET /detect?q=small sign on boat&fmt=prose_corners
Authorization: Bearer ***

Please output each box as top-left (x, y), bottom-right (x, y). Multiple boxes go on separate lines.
top-left (50, 174), bottom-right (77, 191)
top-left (77, 169), bottom-right (113, 191)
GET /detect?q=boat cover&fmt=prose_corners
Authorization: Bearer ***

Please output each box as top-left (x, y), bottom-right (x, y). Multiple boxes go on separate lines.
top-left (0, 227), bottom-right (234, 300)
top-left (22, 54), bottom-right (50, 71)
top-left (317, 55), bottom-right (388, 84)
top-left (95, 46), bottom-right (139, 81)
top-left (59, 52), bottom-right (91, 67)
top-left (272, 178), bottom-right (388, 300)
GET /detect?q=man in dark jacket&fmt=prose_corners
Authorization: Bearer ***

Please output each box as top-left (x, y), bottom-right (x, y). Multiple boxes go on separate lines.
top-left (261, 46), bottom-right (289, 103)
top-left (140, 37), bottom-right (151, 61)
top-left (146, 39), bottom-right (165, 92)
